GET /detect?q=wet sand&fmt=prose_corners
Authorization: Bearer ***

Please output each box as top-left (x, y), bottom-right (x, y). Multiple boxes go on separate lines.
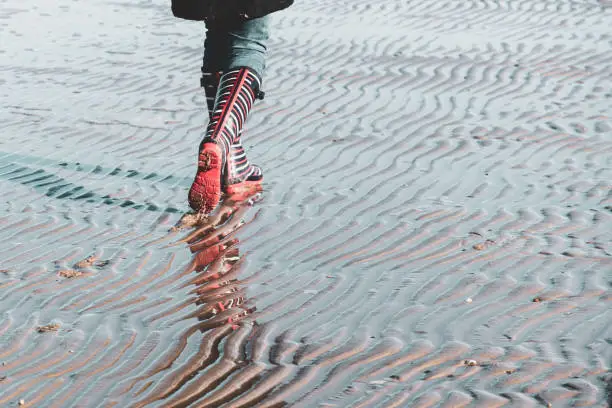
top-left (1, 0), bottom-right (611, 406)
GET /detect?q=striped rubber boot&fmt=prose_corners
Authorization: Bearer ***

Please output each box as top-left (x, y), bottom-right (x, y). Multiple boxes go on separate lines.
top-left (189, 67), bottom-right (264, 213)
top-left (201, 71), bottom-right (222, 120)
top-left (200, 71), bottom-right (263, 201)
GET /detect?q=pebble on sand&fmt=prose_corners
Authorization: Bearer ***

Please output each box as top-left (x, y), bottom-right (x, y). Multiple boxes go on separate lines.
top-left (74, 255), bottom-right (99, 269)
top-left (73, 256), bottom-right (109, 269)
top-left (473, 239), bottom-right (496, 251)
top-left (464, 359), bottom-right (478, 367)
top-left (59, 269), bottom-right (83, 278)
top-left (37, 323), bottom-right (60, 333)
top-left (19, 400), bottom-right (25, 406)
top-left (173, 212), bottom-right (208, 230)
top-left (465, 297), bottom-right (473, 303)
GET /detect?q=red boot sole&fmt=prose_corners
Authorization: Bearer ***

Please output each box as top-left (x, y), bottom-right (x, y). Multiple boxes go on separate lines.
top-left (188, 143), bottom-right (223, 213)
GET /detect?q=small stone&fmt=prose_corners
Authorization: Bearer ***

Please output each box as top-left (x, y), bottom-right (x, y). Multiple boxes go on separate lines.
top-left (37, 323), bottom-right (60, 333)
top-left (59, 269), bottom-right (83, 278)
top-left (173, 212), bottom-right (208, 230)
top-left (19, 400), bottom-right (25, 406)
top-left (473, 243), bottom-right (486, 251)
top-left (74, 256), bottom-right (98, 269)
top-left (464, 359), bottom-right (478, 367)
top-left (465, 297), bottom-right (473, 303)
top-left (533, 297), bottom-right (542, 303)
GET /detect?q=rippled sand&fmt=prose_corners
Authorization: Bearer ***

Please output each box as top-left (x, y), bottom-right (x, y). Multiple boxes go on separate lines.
top-left (1, 0), bottom-right (611, 406)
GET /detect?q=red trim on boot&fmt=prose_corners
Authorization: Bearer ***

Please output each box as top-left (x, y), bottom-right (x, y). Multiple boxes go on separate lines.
top-left (210, 69), bottom-right (248, 141)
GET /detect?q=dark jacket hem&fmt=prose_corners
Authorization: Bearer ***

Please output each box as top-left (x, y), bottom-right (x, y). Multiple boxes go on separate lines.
top-left (171, 0), bottom-right (294, 21)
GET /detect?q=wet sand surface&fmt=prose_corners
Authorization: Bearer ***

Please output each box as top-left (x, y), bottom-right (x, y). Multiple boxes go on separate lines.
top-left (1, 0), bottom-right (611, 406)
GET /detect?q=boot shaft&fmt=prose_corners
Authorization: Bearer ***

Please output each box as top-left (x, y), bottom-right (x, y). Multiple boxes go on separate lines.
top-left (201, 71), bottom-right (222, 120)
top-left (208, 68), bottom-right (261, 138)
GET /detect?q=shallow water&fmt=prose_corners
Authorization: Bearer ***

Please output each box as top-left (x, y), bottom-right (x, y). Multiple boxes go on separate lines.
top-left (1, 0), bottom-right (611, 406)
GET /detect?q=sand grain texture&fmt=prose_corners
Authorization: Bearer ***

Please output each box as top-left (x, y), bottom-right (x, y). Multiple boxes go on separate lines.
top-left (0, 0), bottom-right (611, 407)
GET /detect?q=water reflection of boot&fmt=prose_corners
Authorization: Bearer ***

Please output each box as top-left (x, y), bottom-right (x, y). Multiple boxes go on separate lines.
top-left (182, 193), bottom-right (259, 330)
top-left (130, 194), bottom-right (288, 407)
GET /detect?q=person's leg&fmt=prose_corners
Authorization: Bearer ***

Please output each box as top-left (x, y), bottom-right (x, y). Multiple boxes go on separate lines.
top-left (190, 16), bottom-right (270, 213)
top-left (200, 16), bottom-right (269, 118)
top-left (203, 16), bottom-right (269, 75)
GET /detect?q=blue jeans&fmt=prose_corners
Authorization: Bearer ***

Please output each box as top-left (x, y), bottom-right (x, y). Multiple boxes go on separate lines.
top-left (202, 15), bottom-right (270, 79)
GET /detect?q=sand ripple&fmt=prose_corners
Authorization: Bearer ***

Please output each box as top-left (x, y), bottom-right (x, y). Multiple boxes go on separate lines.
top-left (0, 0), bottom-right (611, 406)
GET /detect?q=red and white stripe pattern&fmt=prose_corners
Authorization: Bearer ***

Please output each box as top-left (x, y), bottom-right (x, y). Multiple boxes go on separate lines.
top-left (201, 71), bottom-right (222, 121)
top-left (205, 68), bottom-right (263, 184)
top-left (230, 140), bottom-right (262, 183)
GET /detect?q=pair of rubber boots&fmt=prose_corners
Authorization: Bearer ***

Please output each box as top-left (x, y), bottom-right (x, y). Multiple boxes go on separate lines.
top-left (188, 67), bottom-right (264, 213)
